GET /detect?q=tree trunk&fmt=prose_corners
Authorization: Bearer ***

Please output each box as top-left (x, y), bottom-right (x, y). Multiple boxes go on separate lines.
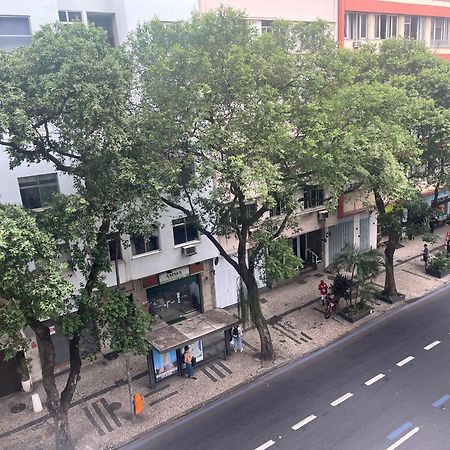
top-left (383, 232), bottom-right (399, 299)
top-left (30, 320), bottom-right (74, 449)
top-left (54, 408), bottom-right (73, 450)
top-left (243, 272), bottom-right (274, 361)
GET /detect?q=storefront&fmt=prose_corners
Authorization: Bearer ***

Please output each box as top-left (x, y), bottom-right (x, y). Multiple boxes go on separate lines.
top-left (145, 264), bottom-right (204, 324)
top-left (0, 351), bottom-right (21, 398)
top-left (145, 309), bottom-right (239, 388)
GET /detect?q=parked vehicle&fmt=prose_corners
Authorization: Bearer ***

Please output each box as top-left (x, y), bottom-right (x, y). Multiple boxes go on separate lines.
top-left (324, 294), bottom-right (339, 320)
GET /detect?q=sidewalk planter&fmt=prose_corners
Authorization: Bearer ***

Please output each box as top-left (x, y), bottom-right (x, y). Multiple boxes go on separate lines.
top-left (426, 252), bottom-right (450, 278)
top-left (339, 303), bottom-right (372, 324)
top-left (375, 291), bottom-right (406, 305)
top-left (21, 379), bottom-right (32, 393)
top-left (426, 266), bottom-right (450, 278)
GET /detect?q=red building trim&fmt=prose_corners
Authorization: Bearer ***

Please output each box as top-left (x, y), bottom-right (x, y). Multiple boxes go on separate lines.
top-left (338, 1), bottom-right (450, 55)
top-left (338, 0), bottom-right (346, 47)
top-left (343, 0), bottom-right (450, 17)
top-left (338, 194), bottom-right (345, 219)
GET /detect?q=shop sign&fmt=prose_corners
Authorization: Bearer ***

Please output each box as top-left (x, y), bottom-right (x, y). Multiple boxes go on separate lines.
top-left (159, 266), bottom-right (190, 284)
top-left (153, 349), bottom-right (178, 380)
top-left (48, 325), bottom-right (56, 335)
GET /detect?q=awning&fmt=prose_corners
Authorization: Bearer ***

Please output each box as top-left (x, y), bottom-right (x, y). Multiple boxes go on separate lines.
top-left (146, 309), bottom-right (240, 353)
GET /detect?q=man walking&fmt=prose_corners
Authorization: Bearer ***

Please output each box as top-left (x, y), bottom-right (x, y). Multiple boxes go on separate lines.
top-left (318, 279), bottom-right (328, 305)
top-left (423, 243), bottom-right (430, 267)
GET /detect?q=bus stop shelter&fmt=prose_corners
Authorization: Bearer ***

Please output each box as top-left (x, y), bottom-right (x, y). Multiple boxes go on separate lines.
top-left (145, 308), bottom-right (240, 388)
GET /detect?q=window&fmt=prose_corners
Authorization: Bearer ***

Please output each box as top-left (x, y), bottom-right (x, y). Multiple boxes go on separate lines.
top-left (233, 203), bottom-right (258, 224)
top-left (131, 234), bottom-right (160, 255)
top-left (58, 11), bottom-right (82, 24)
top-left (0, 16), bottom-right (31, 51)
top-left (303, 187), bottom-right (324, 209)
top-left (374, 15), bottom-right (398, 39)
top-left (269, 199), bottom-right (286, 217)
top-left (431, 18), bottom-right (449, 48)
top-left (107, 239), bottom-right (122, 261)
top-left (261, 20), bottom-right (273, 33)
top-left (344, 13), bottom-right (367, 40)
top-left (87, 12), bottom-right (116, 46)
top-left (18, 173), bottom-right (59, 209)
top-left (404, 16), bottom-right (423, 40)
top-left (172, 218), bottom-right (199, 245)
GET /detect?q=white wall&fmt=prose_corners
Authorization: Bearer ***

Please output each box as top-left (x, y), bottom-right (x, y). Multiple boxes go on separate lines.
top-left (0, 152), bottom-right (75, 204)
top-left (0, 0), bottom-right (59, 31)
top-left (57, 0), bottom-right (197, 44)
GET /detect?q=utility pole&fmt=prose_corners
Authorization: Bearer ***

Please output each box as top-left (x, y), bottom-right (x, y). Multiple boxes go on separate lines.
top-left (114, 233), bottom-right (134, 420)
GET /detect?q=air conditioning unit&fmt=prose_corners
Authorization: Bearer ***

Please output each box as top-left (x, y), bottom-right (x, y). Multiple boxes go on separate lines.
top-left (353, 41), bottom-right (361, 49)
top-left (182, 245), bottom-right (197, 256)
top-left (318, 210), bottom-right (329, 220)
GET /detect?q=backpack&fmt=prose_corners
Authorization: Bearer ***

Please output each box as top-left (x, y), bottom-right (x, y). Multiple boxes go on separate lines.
top-left (232, 326), bottom-right (239, 338)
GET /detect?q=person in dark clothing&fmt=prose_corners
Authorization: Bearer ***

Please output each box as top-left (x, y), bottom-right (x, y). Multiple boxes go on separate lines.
top-left (423, 244), bottom-right (430, 267)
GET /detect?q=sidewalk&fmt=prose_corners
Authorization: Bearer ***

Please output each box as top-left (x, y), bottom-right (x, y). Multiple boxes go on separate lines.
top-left (1, 226), bottom-right (449, 450)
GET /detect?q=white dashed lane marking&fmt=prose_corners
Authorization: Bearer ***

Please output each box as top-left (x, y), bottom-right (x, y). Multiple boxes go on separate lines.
top-left (396, 356), bottom-right (414, 367)
top-left (424, 341), bottom-right (440, 350)
top-left (385, 427), bottom-right (420, 450)
top-left (291, 415), bottom-right (317, 431)
top-left (364, 373), bottom-right (385, 386)
top-left (254, 439), bottom-right (275, 450)
top-left (330, 392), bottom-right (353, 407)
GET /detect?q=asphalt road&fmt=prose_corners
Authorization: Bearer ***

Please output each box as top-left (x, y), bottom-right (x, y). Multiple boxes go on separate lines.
top-left (125, 284), bottom-right (450, 450)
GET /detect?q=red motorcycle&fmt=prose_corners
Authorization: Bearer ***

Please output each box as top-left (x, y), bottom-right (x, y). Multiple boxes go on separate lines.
top-left (324, 294), bottom-right (339, 319)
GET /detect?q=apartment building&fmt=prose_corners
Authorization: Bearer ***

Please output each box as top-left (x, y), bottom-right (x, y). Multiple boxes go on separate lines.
top-left (0, 0), bottom-right (225, 396)
top-left (199, 0), bottom-right (339, 36)
top-left (338, 0), bottom-right (450, 59)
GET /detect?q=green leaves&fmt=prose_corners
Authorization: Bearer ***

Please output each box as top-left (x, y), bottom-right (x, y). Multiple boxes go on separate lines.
top-left (0, 205), bottom-right (72, 356)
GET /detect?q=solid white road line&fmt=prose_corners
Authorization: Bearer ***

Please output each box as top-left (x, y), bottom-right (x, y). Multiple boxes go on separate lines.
top-left (330, 392), bottom-right (353, 407)
top-left (254, 440), bottom-right (275, 450)
top-left (365, 373), bottom-right (385, 386)
top-left (292, 414), bottom-right (317, 431)
top-left (385, 427), bottom-right (420, 450)
top-left (396, 356), bottom-right (414, 367)
top-left (424, 340), bottom-right (441, 350)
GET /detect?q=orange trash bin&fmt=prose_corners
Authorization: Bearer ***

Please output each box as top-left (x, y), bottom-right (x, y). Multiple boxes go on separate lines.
top-left (133, 392), bottom-right (144, 415)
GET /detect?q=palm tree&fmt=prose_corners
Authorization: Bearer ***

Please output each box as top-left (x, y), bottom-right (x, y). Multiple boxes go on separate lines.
top-left (335, 245), bottom-right (384, 306)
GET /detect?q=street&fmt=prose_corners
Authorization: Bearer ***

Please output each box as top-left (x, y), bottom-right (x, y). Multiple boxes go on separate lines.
top-left (125, 284), bottom-right (450, 450)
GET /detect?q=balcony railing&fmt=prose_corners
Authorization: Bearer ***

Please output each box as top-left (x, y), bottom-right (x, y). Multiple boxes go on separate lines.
top-left (430, 39), bottom-right (449, 48)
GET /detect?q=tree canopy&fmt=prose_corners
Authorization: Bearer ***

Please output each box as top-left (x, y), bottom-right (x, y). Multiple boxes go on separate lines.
top-left (0, 23), bottom-right (156, 449)
top-left (131, 9), bottom-right (354, 359)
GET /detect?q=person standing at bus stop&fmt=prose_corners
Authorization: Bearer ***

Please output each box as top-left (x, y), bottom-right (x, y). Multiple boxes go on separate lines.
top-left (183, 345), bottom-right (196, 380)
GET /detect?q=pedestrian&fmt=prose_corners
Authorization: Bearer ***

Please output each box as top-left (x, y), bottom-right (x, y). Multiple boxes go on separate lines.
top-left (318, 279), bottom-right (328, 305)
top-left (183, 345), bottom-right (196, 379)
top-left (422, 244), bottom-right (429, 267)
top-left (446, 240), bottom-right (450, 256)
top-left (231, 325), bottom-right (243, 352)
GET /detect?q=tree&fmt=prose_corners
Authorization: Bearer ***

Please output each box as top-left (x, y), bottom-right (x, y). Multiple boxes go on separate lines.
top-left (132, 10), bottom-right (351, 360)
top-left (0, 24), bottom-right (156, 448)
top-left (350, 39), bottom-right (450, 225)
top-left (327, 80), bottom-right (431, 299)
top-left (334, 245), bottom-right (383, 305)
top-left (0, 205), bottom-right (72, 358)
